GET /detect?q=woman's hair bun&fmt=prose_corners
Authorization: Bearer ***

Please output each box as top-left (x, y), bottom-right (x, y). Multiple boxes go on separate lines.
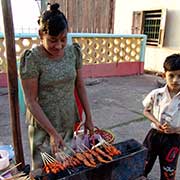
top-left (50, 3), bottom-right (60, 12)
top-left (38, 3), bottom-right (67, 35)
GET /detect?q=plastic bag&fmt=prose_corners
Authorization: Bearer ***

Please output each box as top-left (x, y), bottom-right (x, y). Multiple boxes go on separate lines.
top-left (71, 130), bottom-right (103, 151)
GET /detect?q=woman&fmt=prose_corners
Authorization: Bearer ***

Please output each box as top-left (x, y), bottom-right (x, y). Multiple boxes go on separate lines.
top-left (20, 3), bottom-right (94, 170)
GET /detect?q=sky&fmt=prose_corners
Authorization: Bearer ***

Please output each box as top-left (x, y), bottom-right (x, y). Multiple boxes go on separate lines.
top-left (0, 0), bottom-right (40, 33)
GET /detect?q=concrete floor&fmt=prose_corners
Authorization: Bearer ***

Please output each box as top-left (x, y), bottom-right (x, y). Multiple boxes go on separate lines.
top-left (0, 74), bottom-right (179, 179)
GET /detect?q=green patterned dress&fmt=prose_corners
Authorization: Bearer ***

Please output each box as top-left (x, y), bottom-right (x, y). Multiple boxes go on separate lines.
top-left (20, 43), bottom-right (82, 168)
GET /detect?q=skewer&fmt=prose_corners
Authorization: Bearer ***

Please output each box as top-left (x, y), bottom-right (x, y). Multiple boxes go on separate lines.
top-left (91, 141), bottom-right (104, 149)
top-left (58, 154), bottom-right (65, 161)
top-left (82, 143), bottom-right (90, 151)
top-left (41, 153), bottom-right (50, 164)
top-left (65, 145), bottom-right (76, 154)
top-left (41, 153), bottom-right (64, 175)
top-left (64, 153), bottom-right (71, 158)
top-left (42, 155), bottom-right (50, 166)
top-left (24, 176), bottom-right (31, 180)
top-left (57, 148), bottom-right (69, 158)
top-left (58, 152), bottom-right (73, 174)
top-left (41, 152), bottom-right (55, 171)
top-left (55, 152), bottom-right (64, 162)
top-left (61, 152), bottom-right (70, 160)
top-left (44, 152), bottom-right (57, 162)
top-left (94, 135), bottom-right (111, 146)
top-left (3, 172), bottom-right (27, 180)
top-left (77, 145), bottom-right (85, 152)
top-left (56, 149), bottom-right (71, 162)
top-left (103, 139), bottom-right (111, 146)
top-left (0, 162), bottom-right (22, 177)
top-left (40, 152), bottom-right (47, 166)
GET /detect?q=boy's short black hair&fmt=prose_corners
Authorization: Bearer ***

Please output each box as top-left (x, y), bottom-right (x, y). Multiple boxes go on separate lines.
top-left (163, 54), bottom-right (180, 71)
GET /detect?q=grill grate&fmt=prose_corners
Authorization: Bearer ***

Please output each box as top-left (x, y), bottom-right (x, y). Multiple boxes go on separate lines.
top-left (35, 139), bottom-right (147, 180)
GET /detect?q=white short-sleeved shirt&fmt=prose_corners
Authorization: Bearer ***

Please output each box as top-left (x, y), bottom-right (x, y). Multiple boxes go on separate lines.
top-left (142, 85), bottom-right (180, 129)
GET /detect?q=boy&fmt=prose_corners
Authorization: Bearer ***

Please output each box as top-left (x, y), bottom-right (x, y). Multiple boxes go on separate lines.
top-left (142, 54), bottom-right (180, 180)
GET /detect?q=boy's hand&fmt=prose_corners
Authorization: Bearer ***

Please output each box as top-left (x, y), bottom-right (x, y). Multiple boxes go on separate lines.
top-left (155, 121), bottom-right (165, 132)
top-left (161, 122), bottom-right (169, 130)
top-left (163, 124), bottom-right (177, 134)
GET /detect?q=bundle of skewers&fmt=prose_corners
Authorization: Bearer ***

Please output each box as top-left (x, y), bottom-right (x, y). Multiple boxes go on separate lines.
top-left (41, 140), bottom-right (121, 175)
top-left (2, 172), bottom-right (31, 180)
top-left (40, 152), bottom-right (65, 174)
top-left (0, 163), bottom-right (31, 180)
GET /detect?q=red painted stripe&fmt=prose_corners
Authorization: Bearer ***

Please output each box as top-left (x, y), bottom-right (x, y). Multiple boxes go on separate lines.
top-left (0, 73), bottom-right (8, 87)
top-left (0, 62), bottom-right (144, 87)
top-left (82, 62), bottom-right (144, 78)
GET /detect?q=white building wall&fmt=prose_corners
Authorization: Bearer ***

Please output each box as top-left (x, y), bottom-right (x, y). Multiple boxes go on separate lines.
top-left (114, 0), bottom-right (180, 72)
top-left (0, 0), bottom-right (40, 33)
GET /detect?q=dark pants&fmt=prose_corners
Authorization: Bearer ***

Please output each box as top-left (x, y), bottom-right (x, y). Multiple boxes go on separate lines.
top-left (143, 128), bottom-right (180, 180)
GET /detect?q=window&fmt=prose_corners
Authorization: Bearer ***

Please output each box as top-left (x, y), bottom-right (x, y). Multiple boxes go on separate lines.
top-left (132, 9), bottom-right (167, 47)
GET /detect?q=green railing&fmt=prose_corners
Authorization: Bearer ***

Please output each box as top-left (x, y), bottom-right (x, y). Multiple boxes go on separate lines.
top-left (0, 33), bottom-right (147, 73)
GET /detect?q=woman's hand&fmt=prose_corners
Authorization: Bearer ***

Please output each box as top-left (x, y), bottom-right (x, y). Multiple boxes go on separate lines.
top-left (84, 117), bottom-right (94, 136)
top-left (50, 132), bottom-right (65, 154)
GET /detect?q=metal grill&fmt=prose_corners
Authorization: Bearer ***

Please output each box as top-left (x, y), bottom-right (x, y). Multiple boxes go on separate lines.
top-left (36, 139), bottom-right (147, 180)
